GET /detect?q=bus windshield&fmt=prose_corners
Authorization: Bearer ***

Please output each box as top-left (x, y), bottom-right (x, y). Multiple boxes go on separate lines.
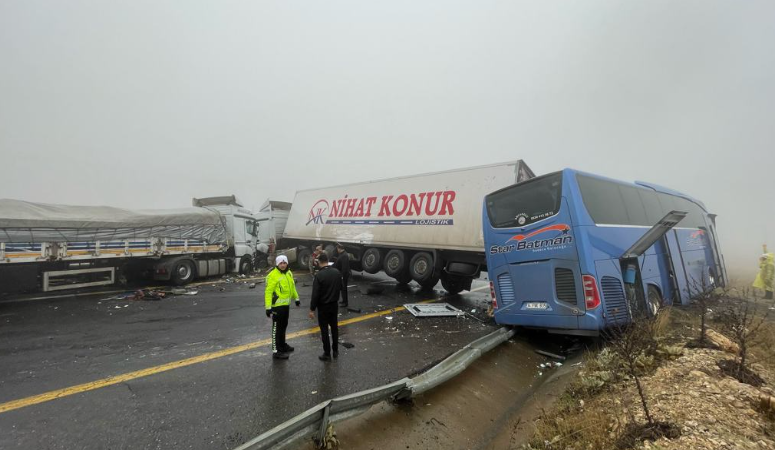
top-left (485, 173), bottom-right (562, 228)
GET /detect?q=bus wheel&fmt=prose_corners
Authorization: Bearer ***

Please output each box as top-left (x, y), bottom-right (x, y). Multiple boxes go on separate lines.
top-left (361, 248), bottom-right (382, 274)
top-left (646, 285), bottom-right (662, 317)
top-left (172, 259), bottom-right (196, 286)
top-left (383, 250), bottom-right (407, 278)
top-left (409, 252), bottom-right (434, 283)
top-left (297, 248), bottom-right (312, 270)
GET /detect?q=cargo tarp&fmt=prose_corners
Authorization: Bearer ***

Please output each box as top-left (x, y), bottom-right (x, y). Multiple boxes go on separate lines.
top-left (0, 199), bottom-right (227, 244)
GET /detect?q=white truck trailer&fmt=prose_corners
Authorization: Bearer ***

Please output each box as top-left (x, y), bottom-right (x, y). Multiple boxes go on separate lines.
top-left (278, 161), bottom-right (534, 294)
top-left (0, 195), bottom-right (259, 294)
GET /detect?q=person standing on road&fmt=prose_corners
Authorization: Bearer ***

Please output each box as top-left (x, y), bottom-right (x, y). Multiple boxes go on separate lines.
top-left (265, 255), bottom-right (300, 359)
top-left (309, 244), bottom-right (325, 276)
top-left (308, 252), bottom-right (342, 361)
top-left (754, 252), bottom-right (775, 300)
top-left (334, 243), bottom-right (351, 307)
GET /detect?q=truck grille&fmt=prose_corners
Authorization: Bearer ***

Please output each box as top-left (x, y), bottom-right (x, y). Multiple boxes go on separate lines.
top-left (554, 268), bottom-right (576, 303)
top-left (601, 276), bottom-right (630, 324)
top-left (497, 273), bottom-right (516, 304)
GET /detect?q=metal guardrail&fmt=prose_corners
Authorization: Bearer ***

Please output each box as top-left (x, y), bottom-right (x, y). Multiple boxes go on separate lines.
top-left (234, 326), bottom-right (515, 450)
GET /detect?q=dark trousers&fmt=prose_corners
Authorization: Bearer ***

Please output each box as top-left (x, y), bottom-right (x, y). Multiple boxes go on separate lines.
top-left (340, 274), bottom-right (349, 305)
top-left (272, 305), bottom-right (290, 353)
top-left (316, 304), bottom-right (339, 355)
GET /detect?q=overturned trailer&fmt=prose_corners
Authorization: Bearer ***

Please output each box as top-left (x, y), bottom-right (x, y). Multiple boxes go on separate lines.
top-left (0, 196), bottom-right (259, 294)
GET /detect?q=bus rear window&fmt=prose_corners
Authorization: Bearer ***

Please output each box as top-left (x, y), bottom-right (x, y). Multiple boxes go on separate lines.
top-left (486, 173), bottom-right (562, 228)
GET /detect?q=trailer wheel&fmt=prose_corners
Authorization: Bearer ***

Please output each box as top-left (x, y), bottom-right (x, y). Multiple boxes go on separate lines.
top-left (409, 252), bottom-right (434, 283)
top-left (172, 260), bottom-right (196, 286)
top-left (394, 271), bottom-right (412, 285)
top-left (361, 248), bottom-right (382, 274)
top-left (324, 244), bottom-right (335, 259)
top-left (419, 274), bottom-right (440, 291)
top-left (383, 250), bottom-right (407, 278)
top-left (440, 273), bottom-right (470, 295)
top-left (297, 248), bottom-right (312, 270)
top-left (239, 256), bottom-right (253, 275)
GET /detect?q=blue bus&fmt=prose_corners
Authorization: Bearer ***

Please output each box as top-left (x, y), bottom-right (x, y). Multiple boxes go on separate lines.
top-left (483, 169), bottom-right (727, 335)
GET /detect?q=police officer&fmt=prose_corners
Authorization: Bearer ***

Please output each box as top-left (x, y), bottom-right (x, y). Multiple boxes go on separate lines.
top-left (308, 252), bottom-right (342, 361)
top-left (265, 255), bottom-right (300, 359)
top-left (333, 243), bottom-right (351, 307)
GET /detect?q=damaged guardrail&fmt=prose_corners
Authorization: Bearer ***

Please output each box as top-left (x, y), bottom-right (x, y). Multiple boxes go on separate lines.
top-left (234, 326), bottom-right (516, 450)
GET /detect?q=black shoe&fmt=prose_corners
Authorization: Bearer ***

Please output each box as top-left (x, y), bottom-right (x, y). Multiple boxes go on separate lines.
top-left (318, 354), bottom-right (331, 361)
top-left (283, 344), bottom-right (295, 352)
top-left (333, 351), bottom-right (339, 359)
top-left (273, 352), bottom-right (289, 360)
top-left (338, 302), bottom-right (348, 307)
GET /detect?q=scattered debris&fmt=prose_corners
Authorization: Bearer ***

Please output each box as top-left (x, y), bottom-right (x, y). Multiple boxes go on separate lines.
top-left (404, 303), bottom-right (465, 317)
top-left (249, 283), bottom-right (257, 289)
top-left (359, 284), bottom-right (386, 295)
top-left (339, 342), bottom-right (355, 349)
top-left (535, 349), bottom-right (567, 361)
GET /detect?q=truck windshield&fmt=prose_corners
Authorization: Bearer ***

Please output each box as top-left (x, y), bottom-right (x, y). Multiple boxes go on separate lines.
top-left (485, 172), bottom-right (562, 228)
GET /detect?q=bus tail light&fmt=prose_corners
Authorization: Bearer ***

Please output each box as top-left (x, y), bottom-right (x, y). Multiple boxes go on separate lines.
top-left (582, 275), bottom-right (601, 310)
top-left (489, 281), bottom-right (498, 309)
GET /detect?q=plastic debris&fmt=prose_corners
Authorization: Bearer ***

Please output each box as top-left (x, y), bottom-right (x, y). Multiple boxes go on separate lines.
top-left (535, 349), bottom-right (566, 361)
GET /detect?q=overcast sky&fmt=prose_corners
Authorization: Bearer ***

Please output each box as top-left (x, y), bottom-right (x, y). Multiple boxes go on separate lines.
top-left (1, 1), bottom-right (773, 277)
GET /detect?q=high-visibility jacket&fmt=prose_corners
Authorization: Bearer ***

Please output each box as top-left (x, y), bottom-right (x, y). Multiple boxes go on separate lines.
top-left (265, 267), bottom-right (299, 310)
top-left (754, 253), bottom-right (775, 293)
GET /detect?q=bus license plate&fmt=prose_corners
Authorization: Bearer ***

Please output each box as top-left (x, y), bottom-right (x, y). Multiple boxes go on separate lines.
top-left (525, 302), bottom-right (549, 310)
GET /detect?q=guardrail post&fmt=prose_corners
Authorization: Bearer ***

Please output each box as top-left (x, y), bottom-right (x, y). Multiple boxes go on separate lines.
top-left (316, 403), bottom-right (331, 448)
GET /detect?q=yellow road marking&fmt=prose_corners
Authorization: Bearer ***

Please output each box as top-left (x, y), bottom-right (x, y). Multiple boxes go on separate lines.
top-left (0, 284), bottom-right (488, 414)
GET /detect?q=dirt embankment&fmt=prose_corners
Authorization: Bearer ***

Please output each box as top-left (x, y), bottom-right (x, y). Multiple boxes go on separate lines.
top-left (519, 298), bottom-right (775, 450)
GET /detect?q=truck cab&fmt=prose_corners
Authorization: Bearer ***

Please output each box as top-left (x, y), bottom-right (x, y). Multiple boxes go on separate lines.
top-left (191, 196), bottom-right (260, 274)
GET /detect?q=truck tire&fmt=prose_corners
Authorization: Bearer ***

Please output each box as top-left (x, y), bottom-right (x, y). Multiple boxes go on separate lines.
top-left (324, 244), bottom-right (335, 259)
top-left (383, 249), bottom-right (407, 278)
top-left (239, 256), bottom-right (253, 275)
top-left (172, 259), bottom-right (196, 286)
top-left (440, 273), bottom-right (470, 295)
top-left (394, 271), bottom-right (412, 285)
top-left (409, 252), bottom-right (434, 283)
top-left (297, 248), bottom-right (312, 270)
top-left (361, 248), bottom-right (382, 274)
top-left (419, 274), bottom-right (440, 291)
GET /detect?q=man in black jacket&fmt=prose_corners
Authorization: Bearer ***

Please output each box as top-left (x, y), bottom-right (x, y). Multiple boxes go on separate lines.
top-left (308, 252), bottom-right (342, 361)
top-left (333, 243), bottom-right (351, 307)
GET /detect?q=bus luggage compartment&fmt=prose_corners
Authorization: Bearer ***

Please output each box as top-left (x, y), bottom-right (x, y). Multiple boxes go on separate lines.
top-left (492, 259), bottom-right (582, 330)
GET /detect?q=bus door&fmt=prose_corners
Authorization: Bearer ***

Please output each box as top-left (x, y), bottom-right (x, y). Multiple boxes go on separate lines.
top-left (620, 211), bottom-right (688, 308)
top-left (664, 229), bottom-right (691, 305)
top-left (706, 214), bottom-right (728, 287)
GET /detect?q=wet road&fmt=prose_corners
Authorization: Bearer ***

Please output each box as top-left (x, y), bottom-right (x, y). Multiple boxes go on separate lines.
top-left (0, 271), bottom-right (497, 449)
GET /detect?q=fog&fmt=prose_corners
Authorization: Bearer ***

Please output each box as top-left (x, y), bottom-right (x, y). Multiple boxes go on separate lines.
top-left (1, 1), bottom-right (772, 279)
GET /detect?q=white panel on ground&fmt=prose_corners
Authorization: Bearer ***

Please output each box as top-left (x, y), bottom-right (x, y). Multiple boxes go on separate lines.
top-left (403, 303), bottom-right (465, 317)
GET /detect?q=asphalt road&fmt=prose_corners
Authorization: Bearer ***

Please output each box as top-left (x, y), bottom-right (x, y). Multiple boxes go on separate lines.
top-left (0, 271), bottom-right (498, 449)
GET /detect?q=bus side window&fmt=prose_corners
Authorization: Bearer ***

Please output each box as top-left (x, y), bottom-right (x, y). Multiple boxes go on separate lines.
top-left (577, 175), bottom-right (628, 225)
top-left (639, 190), bottom-right (664, 225)
top-left (619, 185), bottom-right (649, 226)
